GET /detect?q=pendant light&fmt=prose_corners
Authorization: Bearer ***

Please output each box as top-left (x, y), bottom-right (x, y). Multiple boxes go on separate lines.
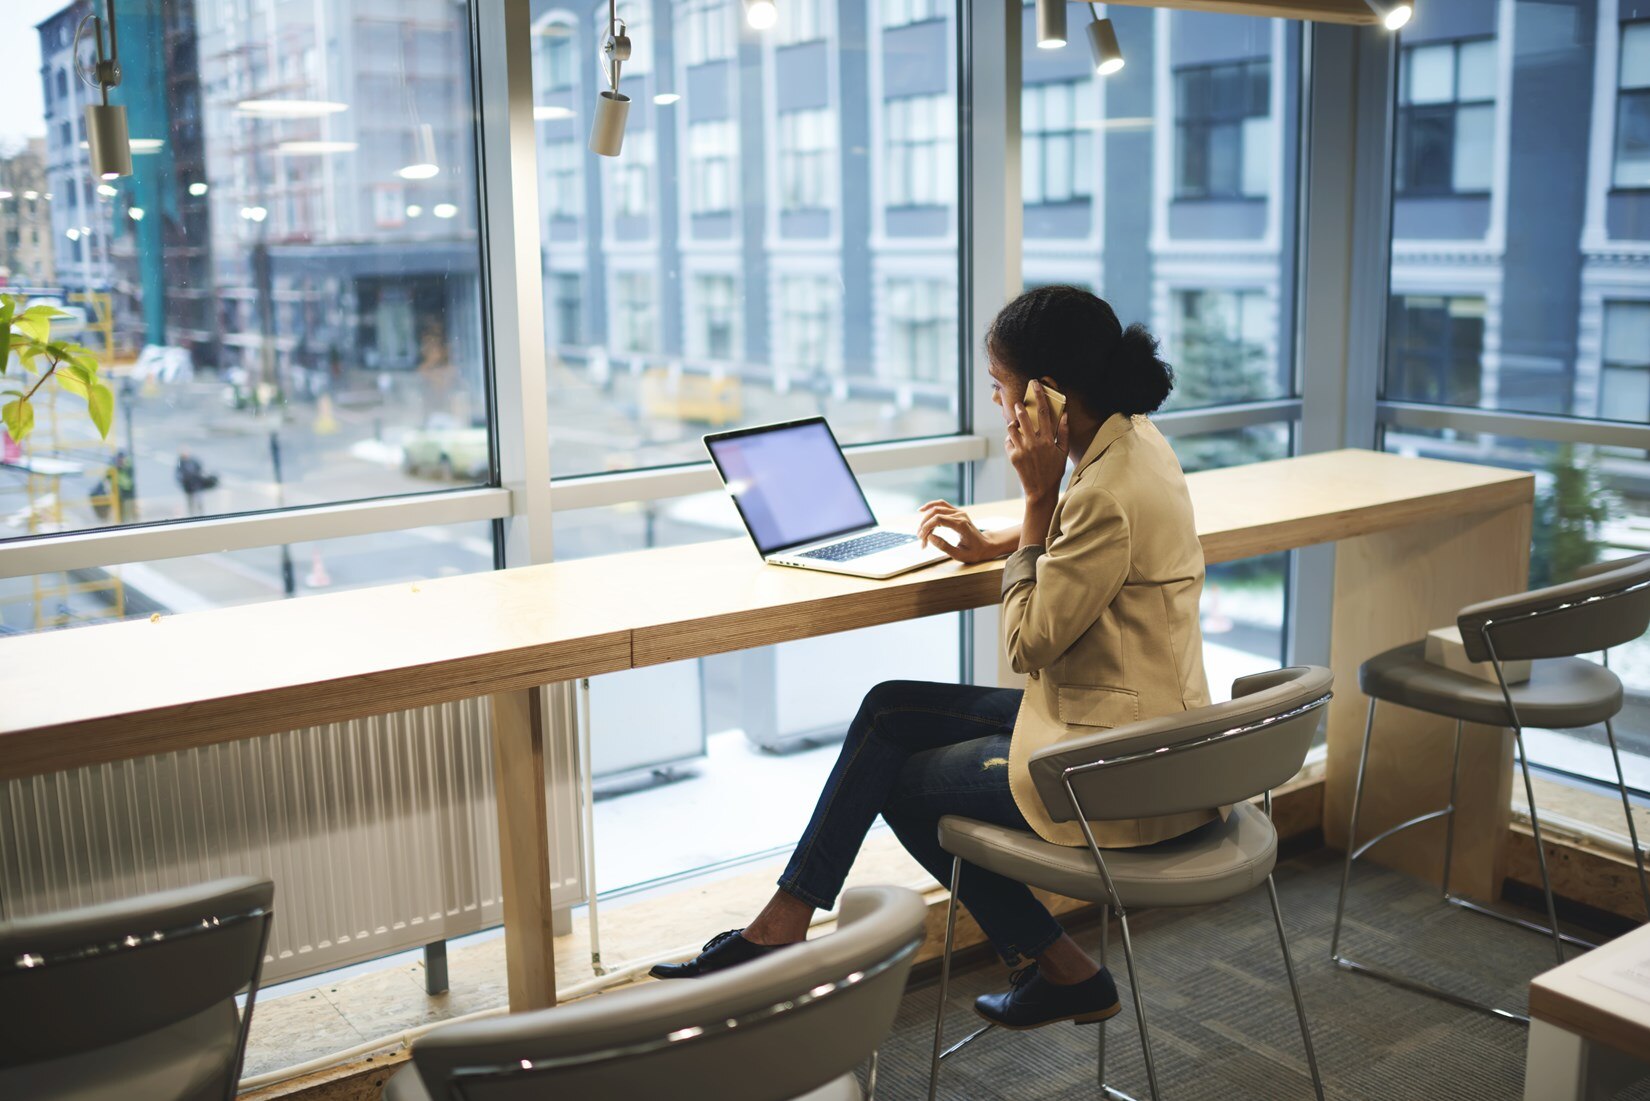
top-left (589, 0), bottom-right (632, 157)
top-left (1086, 12), bottom-right (1124, 75)
top-left (1364, 1), bottom-right (1414, 31)
top-left (77, 0), bottom-right (132, 179)
top-left (1035, 0), bottom-right (1066, 49)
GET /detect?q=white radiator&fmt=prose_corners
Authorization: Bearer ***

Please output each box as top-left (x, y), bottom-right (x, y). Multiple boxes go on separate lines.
top-left (0, 690), bottom-right (586, 985)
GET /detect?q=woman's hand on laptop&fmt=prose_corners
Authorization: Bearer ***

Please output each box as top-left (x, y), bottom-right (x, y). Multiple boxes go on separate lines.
top-left (917, 501), bottom-right (1019, 564)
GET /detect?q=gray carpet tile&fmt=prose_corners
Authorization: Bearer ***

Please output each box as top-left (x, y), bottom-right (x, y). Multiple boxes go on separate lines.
top-left (871, 850), bottom-right (1650, 1101)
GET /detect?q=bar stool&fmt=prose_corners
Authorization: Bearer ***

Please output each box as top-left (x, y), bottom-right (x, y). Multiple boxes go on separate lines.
top-left (1331, 555), bottom-right (1650, 1022)
top-left (927, 666), bottom-right (1333, 1101)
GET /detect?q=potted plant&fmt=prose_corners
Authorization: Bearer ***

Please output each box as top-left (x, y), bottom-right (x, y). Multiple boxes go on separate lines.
top-left (0, 292), bottom-right (115, 443)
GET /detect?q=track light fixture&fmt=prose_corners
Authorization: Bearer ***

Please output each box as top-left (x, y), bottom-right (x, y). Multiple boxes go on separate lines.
top-left (744, 0), bottom-right (778, 30)
top-left (1086, 14), bottom-right (1124, 75)
top-left (76, 0), bottom-right (132, 179)
top-left (1035, 0), bottom-right (1066, 49)
top-left (589, 0), bottom-right (631, 157)
top-left (1364, 0), bottom-right (1413, 31)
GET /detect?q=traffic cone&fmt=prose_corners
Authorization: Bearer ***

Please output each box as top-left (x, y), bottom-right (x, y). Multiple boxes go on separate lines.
top-left (306, 549), bottom-right (332, 588)
top-left (314, 393), bottom-right (339, 435)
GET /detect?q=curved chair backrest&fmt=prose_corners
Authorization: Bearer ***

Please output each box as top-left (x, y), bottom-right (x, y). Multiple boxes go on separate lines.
top-left (1029, 666), bottom-right (1333, 823)
top-left (407, 885), bottom-right (926, 1101)
top-left (1457, 554), bottom-right (1650, 664)
top-left (0, 876), bottom-right (274, 1101)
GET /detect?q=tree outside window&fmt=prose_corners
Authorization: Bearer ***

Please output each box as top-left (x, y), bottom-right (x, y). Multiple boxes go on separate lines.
top-left (1175, 59), bottom-right (1271, 200)
top-left (1396, 38), bottom-right (1496, 196)
top-left (1384, 294), bottom-right (1486, 406)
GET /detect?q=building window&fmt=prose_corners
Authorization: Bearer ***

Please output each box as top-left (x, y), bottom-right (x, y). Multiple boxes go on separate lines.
top-left (881, 0), bottom-right (944, 28)
top-left (545, 139), bottom-right (582, 219)
top-left (611, 129), bottom-right (653, 219)
top-left (1602, 301), bottom-right (1650, 422)
top-left (688, 120), bottom-right (738, 215)
top-left (551, 273), bottom-right (582, 347)
top-left (1023, 80), bottom-right (1092, 206)
top-left (778, 108), bottom-right (833, 211)
top-left (679, 0), bottom-right (735, 66)
top-left (777, 0), bottom-right (828, 45)
top-left (1175, 59), bottom-right (1271, 200)
top-left (1169, 289), bottom-right (1275, 406)
top-left (1396, 38), bottom-right (1496, 196)
top-left (613, 272), bottom-right (656, 353)
top-left (885, 278), bottom-right (954, 384)
top-left (776, 275), bottom-right (836, 373)
top-left (689, 274), bottom-right (740, 360)
top-left (885, 94), bottom-right (954, 208)
top-left (1616, 21), bottom-right (1650, 189)
top-left (1384, 295), bottom-right (1485, 406)
top-left (542, 21), bottom-right (577, 89)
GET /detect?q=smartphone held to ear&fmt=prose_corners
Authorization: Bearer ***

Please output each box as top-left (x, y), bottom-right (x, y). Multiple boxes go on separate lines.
top-left (1022, 382), bottom-right (1067, 435)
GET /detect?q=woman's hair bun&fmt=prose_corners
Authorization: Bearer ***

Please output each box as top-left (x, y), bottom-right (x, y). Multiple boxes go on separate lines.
top-left (1111, 323), bottom-right (1174, 417)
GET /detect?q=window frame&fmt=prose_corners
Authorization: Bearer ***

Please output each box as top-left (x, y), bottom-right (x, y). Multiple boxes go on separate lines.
top-left (1393, 36), bottom-right (1496, 199)
top-left (1614, 19), bottom-right (1650, 192)
top-left (1173, 57), bottom-right (1272, 202)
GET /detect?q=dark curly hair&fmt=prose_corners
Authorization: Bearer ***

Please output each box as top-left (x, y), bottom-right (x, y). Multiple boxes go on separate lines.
top-left (985, 285), bottom-right (1174, 418)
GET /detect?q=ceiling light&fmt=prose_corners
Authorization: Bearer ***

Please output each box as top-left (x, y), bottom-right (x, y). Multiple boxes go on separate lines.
top-left (398, 123), bottom-right (440, 179)
top-left (534, 105), bottom-right (576, 121)
top-left (23, 191), bottom-right (39, 201)
top-left (66, 228), bottom-right (81, 241)
top-left (127, 206), bottom-right (144, 221)
top-left (433, 203), bottom-right (458, 219)
top-left (0, 190), bottom-right (11, 199)
top-left (240, 205), bottom-right (268, 222)
top-left (1364, 1), bottom-right (1412, 30)
top-left (590, 2), bottom-right (632, 157)
top-left (1087, 17), bottom-right (1124, 75)
top-left (654, 92), bottom-right (681, 106)
top-left (188, 181), bottom-right (209, 196)
top-left (97, 183), bottom-right (118, 197)
top-left (278, 140), bottom-right (358, 155)
top-left (1036, 0), bottom-right (1066, 49)
top-left (406, 203), bottom-right (423, 218)
top-left (744, 0), bottom-right (777, 29)
top-left (236, 99), bottom-right (349, 118)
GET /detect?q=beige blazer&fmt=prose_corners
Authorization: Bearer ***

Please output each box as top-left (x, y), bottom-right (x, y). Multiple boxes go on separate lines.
top-left (1002, 413), bottom-right (1214, 848)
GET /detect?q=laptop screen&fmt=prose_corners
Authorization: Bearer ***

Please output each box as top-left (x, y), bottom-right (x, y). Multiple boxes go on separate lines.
top-left (705, 419), bottom-right (877, 555)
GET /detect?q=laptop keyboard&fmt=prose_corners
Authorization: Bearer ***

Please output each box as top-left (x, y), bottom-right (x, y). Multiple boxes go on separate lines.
top-left (797, 531), bottom-right (916, 562)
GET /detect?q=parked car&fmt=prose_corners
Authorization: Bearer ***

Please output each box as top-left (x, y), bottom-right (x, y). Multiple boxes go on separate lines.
top-left (401, 425), bottom-right (489, 481)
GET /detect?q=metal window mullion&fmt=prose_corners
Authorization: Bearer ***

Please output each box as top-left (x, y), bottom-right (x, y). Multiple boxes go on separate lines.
top-left (1153, 398), bottom-right (1302, 437)
top-left (1378, 401), bottom-right (1650, 451)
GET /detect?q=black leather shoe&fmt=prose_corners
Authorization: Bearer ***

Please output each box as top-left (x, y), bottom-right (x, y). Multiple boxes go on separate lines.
top-left (650, 929), bottom-right (788, 980)
top-left (974, 963), bottom-right (1122, 1030)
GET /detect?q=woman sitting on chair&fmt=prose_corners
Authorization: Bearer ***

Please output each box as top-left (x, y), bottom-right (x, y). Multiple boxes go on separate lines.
top-left (654, 285), bottom-right (1213, 1031)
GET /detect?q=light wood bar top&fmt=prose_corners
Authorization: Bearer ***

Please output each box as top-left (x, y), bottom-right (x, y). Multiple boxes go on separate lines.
top-left (1529, 922), bottom-right (1650, 1064)
top-left (0, 448), bottom-right (1531, 780)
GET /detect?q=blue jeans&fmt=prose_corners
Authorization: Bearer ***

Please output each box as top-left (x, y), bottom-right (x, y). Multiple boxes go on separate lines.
top-left (778, 680), bottom-right (1066, 964)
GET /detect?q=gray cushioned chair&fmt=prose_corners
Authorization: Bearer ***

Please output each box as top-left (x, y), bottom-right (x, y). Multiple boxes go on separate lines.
top-left (0, 876), bottom-right (275, 1101)
top-left (1331, 554), bottom-right (1650, 1022)
top-left (927, 666), bottom-right (1333, 1101)
top-left (384, 884), bottom-right (925, 1101)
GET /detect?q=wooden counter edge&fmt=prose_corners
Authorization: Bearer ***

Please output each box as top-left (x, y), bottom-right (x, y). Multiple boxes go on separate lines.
top-left (1528, 978), bottom-right (1650, 1065)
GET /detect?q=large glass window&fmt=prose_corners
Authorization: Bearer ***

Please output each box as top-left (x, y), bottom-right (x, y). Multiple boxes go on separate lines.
top-left (884, 277), bottom-right (954, 384)
top-left (777, 0), bottom-right (831, 44)
top-left (1383, 1), bottom-right (1650, 796)
top-left (688, 120), bottom-right (739, 215)
top-left (1396, 38), bottom-right (1496, 195)
top-left (1023, 80), bottom-right (1092, 206)
top-left (680, 0), bottom-right (737, 66)
top-left (545, 139), bottom-right (583, 219)
top-left (688, 274), bottom-right (741, 360)
top-left (1175, 59), bottom-right (1272, 200)
top-left (1165, 289), bottom-right (1282, 408)
top-left (775, 275), bottom-right (838, 375)
top-left (2, 0), bottom-right (490, 538)
top-left (778, 109), bottom-right (835, 212)
top-left (1616, 21), bottom-right (1650, 189)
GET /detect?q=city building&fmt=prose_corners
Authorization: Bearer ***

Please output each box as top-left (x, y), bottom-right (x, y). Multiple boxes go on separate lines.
top-left (0, 138), bottom-right (56, 288)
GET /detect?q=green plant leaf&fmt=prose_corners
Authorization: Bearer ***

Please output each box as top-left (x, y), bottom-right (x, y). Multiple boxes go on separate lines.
top-left (1, 397), bottom-right (33, 441)
top-left (0, 322), bottom-right (9, 374)
top-left (59, 343), bottom-right (99, 374)
top-left (15, 305), bottom-right (62, 345)
top-left (88, 381), bottom-right (115, 439)
top-left (56, 366), bottom-right (90, 398)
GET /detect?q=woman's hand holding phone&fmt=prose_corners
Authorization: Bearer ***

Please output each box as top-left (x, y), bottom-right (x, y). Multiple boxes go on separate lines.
top-left (917, 501), bottom-right (1018, 563)
top-left (1006, 379), bottom-right (1068, 507)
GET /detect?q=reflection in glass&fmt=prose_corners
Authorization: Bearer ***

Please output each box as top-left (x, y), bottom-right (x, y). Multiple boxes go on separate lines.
top-left (6, 0), bottom-right (490, 542)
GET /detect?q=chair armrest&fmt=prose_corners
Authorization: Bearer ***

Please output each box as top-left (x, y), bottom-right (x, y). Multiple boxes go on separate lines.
top-left (1457, 555), bottom-right (1650, 662)
top-left (1574, 554), bottom-right (1650, 582)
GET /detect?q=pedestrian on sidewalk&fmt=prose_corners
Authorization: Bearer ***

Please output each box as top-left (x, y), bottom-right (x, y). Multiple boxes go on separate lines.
top-left (175, 449), bottom-right (218, 516)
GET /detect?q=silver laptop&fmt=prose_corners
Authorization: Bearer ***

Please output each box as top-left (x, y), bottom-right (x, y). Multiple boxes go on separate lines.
top-left (704, 417), bottom-right (950, 579)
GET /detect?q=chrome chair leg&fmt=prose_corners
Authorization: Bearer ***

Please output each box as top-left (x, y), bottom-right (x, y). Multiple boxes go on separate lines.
top-left (1604, 717), bottom-right (1650, 919)
top-left (1514, 726), bottom-right (1567, 966)
top-left (1331, 697), bottom-right (1378, 962)
top-left (1441, 718), bottom-right (1463, 899)
top-left (1097, 904), bottom-right (1108, 1092)
top-left (1114, 910), bottom-right (1161, 1101)
top-left (927, 857), bottom-right (962, 1101)
top-left (866, 1048), bottom-right (879, 1101)
top-left (1266, 874), bottom-right (1326, 1101)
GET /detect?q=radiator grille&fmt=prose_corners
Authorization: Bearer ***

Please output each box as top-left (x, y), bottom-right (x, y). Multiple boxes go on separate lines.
top-left (0, 690), bottom-right (585, 984)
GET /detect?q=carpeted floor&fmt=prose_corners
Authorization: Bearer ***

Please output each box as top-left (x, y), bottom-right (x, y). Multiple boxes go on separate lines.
top-left (874, 850), bottom-right (1650, 1100)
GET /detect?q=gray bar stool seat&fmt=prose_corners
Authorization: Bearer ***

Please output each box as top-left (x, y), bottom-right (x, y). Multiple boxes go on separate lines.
top-left (940, 804), bottom-right (1276, 911)
top-left (1360, 640), bottom-right (1621, 729)
top-left (927, 666), bottom-right (1333, 1101)
top-left (1331, 554), bottom-right (1650, 1023)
